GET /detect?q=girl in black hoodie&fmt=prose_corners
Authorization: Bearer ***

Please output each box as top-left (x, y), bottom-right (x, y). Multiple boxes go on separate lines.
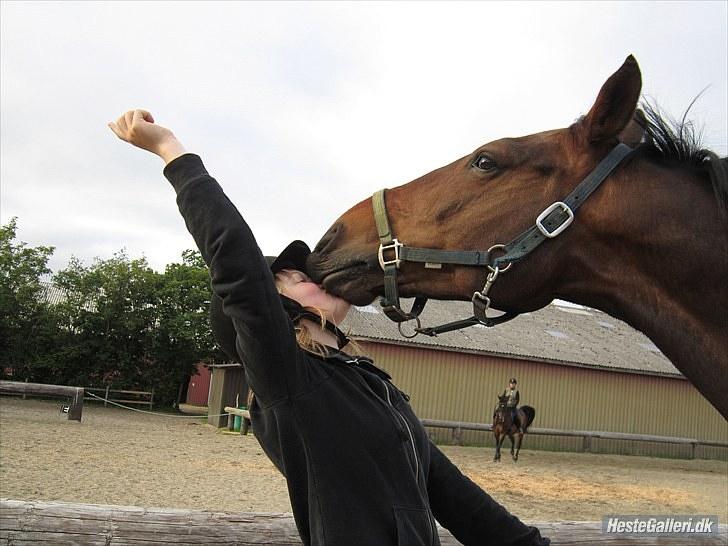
top-left (109, 109), bottom-right (549, 546)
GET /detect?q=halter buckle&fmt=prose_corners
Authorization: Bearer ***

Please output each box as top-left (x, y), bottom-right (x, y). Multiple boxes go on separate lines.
top-left (378, 239), bottom-right (403, 270)
top-left (536, 201), bottom-right (574, 238)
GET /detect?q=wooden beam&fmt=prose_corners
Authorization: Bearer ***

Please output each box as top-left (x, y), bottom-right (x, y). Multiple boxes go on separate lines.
top-left (0, 381), bottom-right (84, 422)
top-left (1, 500), bottom-right (725, 545)
top-left (224, 406), bottom-right (250, 419)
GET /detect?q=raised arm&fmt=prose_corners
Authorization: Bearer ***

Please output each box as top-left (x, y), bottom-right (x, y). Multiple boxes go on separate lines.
top-left (109, 110), bottom-right (300, 404)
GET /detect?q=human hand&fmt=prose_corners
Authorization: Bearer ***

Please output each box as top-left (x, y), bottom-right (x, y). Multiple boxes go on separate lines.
top-left (108, 109), bottom-right (187, 164)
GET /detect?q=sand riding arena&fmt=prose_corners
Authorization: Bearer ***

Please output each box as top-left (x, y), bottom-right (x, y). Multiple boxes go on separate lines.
top-left (1, 397), bottom-right (726, 524)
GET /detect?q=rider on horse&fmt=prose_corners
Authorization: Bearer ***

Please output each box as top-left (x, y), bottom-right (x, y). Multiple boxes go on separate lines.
top-left (503, 378), bottom-right (520, 431)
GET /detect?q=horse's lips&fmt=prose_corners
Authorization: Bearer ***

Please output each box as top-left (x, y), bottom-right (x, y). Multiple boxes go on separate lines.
top-left (319, 265), bottom-right (376, 306)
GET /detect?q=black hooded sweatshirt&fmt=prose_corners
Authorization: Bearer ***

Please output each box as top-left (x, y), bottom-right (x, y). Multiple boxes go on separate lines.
top-left (164, 154), bottom-right (549, 546)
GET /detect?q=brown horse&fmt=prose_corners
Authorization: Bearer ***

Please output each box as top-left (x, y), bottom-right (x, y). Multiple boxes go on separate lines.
top-left (492, 394), bottom-right (535, 462)
top-left (306, 55), bottom-right (728, 419)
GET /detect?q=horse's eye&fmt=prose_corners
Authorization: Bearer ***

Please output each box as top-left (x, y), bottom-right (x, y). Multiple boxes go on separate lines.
top-left (472, 154), bottom-right (498, 172)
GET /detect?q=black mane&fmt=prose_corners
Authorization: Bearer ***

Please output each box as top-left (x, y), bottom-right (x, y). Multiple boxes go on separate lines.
top-left (639, 99), bottom-right (728, 221)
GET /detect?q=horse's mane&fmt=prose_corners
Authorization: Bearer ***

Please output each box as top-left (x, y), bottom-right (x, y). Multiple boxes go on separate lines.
top-left (638, 99), bottom-right (728, 221)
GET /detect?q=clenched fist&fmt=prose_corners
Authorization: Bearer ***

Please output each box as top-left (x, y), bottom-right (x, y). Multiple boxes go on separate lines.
top-left (108, 109), bottom-right (187, 164)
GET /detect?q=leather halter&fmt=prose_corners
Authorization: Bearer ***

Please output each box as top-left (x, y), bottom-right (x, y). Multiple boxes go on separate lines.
top-left (372, 143), bottom-right (635, 338)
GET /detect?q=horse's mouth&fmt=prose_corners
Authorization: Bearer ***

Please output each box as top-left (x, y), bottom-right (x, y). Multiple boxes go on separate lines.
top-left (309, 257), bottom-right (378, 306)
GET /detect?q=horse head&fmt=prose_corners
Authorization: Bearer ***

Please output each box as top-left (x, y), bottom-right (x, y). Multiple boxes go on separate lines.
top-left (493, 394), bottom-right (510, 426)
top-left (307, 55), bottom-right (728, 419)
top-left (307, 56), bottom-right (643, 314)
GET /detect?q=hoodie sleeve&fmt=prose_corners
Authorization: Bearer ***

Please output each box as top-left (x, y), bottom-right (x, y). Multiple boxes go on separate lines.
top-left (163, 153), bottom-right (300, 405)
top-left (427, 442), bottom-right (550, 545)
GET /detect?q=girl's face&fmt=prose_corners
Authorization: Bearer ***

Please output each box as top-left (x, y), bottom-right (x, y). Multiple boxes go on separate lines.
top-left (276, 269), bottom-right (351, 325)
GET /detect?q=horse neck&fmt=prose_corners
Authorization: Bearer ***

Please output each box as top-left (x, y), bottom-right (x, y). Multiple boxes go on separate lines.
top-left (561, 157), bottom-right (728, 416)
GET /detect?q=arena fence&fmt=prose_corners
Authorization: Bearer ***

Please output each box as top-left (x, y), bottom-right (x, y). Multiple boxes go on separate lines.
top-left (421, 419), bottom-right (728, 460)
top-left (84, 386), bottom-right (154, 409)
top-left (0, 499), bottom-right (725, 545)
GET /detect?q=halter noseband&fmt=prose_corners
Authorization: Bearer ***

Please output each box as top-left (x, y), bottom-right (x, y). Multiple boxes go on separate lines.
top-left (372, 143), bottom-right (635, 338)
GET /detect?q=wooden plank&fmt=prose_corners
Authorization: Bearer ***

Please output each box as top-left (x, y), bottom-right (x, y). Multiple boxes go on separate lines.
top-left (0, 381), bottom-right (83, 422)
top-left (223, 406), bottom-right (250, 419)
top-left (420, 419), bottom-right (728, 450)
top-left (0, 381), bottom-right (78, 398)
top-left (110, 399), bottom-right (153, 406)
top-left (84, 387), bottom-right (154, 409)
top-left (1, 500), bottom-right (725, 545)
top-left (105, 389), bottom-right (153, 396)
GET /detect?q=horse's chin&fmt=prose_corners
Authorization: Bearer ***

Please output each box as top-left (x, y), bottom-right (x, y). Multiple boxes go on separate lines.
top-left (320, 269), bottom-right (379, 307)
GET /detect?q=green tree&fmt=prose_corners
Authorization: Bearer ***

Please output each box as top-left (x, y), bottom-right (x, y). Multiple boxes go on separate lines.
top-left (150, 249), bottom-right (214, 405)
top-left (53, 252), bottom-right (160, 389)
top-left (2, 220), bottom-right (217, 407)
top-left (0, 218), bottom-right (57, 378)
top-left (52, 249), bottom-right (214, 407)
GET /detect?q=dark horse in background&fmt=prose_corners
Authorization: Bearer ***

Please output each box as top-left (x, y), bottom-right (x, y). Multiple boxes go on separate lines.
top-left (306, 55), bottom-right (728, 419)
top-left (492, 394), bottom-right (535, 462)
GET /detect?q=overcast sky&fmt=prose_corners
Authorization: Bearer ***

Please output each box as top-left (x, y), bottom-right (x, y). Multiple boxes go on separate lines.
top-left (2, 1), bottom-right (726, 274)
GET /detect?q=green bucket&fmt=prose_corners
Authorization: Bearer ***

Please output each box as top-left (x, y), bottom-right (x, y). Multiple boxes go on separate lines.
top-left (233, 406), bottom-right (247, 432)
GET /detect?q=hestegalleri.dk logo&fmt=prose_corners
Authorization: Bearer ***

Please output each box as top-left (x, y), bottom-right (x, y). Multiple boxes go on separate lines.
top-left (602, 515), bottom-right (719, 536)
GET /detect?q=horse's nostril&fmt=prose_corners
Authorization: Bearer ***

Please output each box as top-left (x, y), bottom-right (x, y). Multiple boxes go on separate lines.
top-left (314, 223), bottom-right (343, 254)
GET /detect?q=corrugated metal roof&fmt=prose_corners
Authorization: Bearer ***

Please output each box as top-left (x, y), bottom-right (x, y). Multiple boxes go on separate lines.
top-left (38, 282), bottom-right (97, 311)
top-left (341, 299), bottom-right (681, 378)
top-left (38, 282), bottom-right (69, 306)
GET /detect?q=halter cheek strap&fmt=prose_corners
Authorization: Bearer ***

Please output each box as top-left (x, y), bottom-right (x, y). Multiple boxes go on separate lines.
top-left (372, 190), bottom-right (428, 325)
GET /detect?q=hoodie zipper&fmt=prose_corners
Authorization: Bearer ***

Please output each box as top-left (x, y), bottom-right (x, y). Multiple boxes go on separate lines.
top-left (380, 378), bottom-right (437, 546)
top-left (344, 357), bottom-right (436, 545)
top-left (380, 378), bottom-right (420, 482)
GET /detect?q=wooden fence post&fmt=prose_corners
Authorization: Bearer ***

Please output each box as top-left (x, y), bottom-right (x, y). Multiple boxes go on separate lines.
top-left (67, 387), bottom-right (83, 422)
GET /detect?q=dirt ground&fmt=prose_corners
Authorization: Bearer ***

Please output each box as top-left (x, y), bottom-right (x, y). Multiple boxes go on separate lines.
top-left (1, 397), bottom-right (726, 522)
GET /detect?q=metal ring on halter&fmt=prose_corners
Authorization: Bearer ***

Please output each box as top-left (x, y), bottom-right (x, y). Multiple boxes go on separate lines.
top-left (398, 316), bottom-right (422, 338)
top-left (487, 244), bottom-right (512, 273)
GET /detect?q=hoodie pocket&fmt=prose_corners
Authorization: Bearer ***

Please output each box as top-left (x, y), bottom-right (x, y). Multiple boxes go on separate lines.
top-left (393, 506), bottom-right (433, 546)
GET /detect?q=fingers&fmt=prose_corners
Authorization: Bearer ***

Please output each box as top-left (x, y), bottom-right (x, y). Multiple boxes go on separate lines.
top-left (132, 109), bottom-right (154, 127)
top-left (139, 109), bottom-right (154, 123)
top-left (124, 110), bottom-right (134, 130)
top-left (108, 109), bottom-right (154, 140)
top-left (107, 121), bottom-right (122, 139)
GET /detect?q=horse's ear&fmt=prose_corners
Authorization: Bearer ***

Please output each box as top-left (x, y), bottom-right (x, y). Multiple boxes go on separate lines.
top-left (580, 55), bottom-right (642, 144)
top-left (618, 108), bottom-right (647, 147)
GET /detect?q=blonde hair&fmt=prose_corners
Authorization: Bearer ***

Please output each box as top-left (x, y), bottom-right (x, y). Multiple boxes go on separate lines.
top-left (294, 306), bottom-right (332, 358)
